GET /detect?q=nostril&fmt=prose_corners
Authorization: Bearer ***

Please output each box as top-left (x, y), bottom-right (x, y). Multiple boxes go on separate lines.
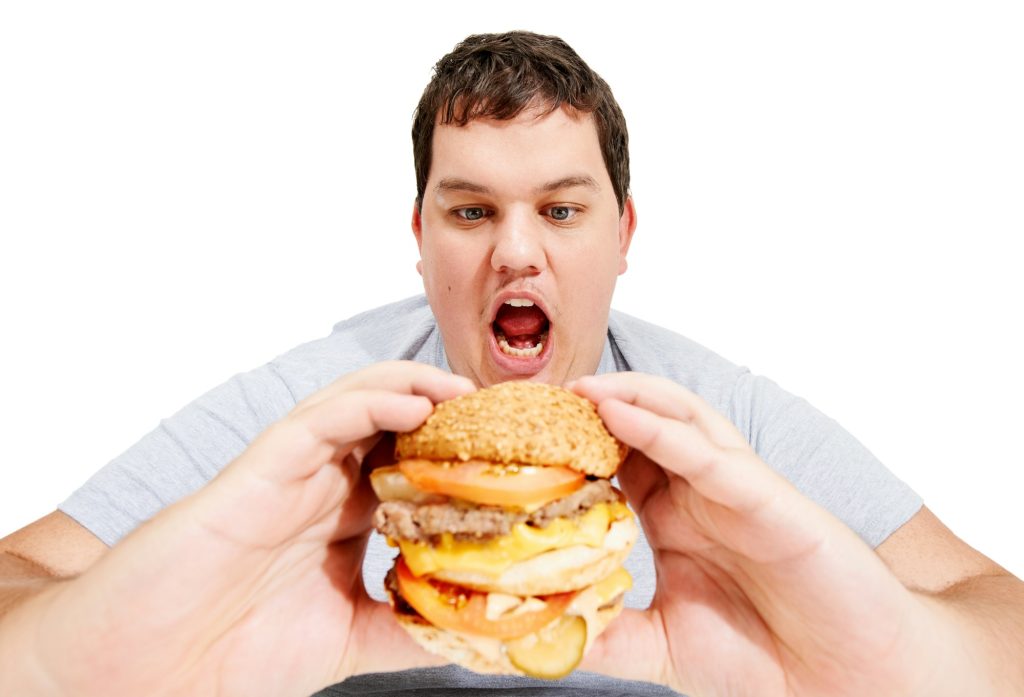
top-left (490, 228), bottom-right (547, 273)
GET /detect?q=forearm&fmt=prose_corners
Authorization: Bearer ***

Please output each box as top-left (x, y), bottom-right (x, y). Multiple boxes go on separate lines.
top-left (0, 551), bottom-right (64, 620)
top-left (918, 573), bottom-right (1024, 696)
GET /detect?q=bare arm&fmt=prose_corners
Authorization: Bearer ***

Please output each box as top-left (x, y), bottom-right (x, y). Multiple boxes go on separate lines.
top-left (0, 511), bottom-right (108, 620)
top-left (0, 511), bottom-right (109, 694)
top-left (877, 506), bottom-right (1024, 693)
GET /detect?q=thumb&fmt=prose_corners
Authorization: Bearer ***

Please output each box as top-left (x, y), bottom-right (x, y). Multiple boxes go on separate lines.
top-left (577, 607), bottom-right (667, 686)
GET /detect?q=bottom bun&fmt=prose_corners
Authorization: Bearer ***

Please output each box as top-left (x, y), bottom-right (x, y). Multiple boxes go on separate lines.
top-left (392, 575), bottom-right (627, 678)
top-left (396, 614), bottom-right (523, 676)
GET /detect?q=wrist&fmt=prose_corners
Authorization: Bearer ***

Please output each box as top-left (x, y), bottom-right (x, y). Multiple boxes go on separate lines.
top-left (0, 578), bottom-right (74, 695)
top-left (909, 589), bottom-right (1004, 697)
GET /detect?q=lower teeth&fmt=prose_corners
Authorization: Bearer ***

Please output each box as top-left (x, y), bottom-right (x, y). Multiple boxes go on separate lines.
top-left (496, 331), bottom-right (545, 358)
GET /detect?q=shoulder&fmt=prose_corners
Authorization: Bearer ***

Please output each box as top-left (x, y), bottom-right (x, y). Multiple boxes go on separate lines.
top-left (608, 310), bottom-right (922, 547)
top-left (607, 308), bottom-right (750, 415)
top-left (327, 294), bottom-right (438, 356)
top-left (607, 308), bottom-right (854, 448)
top-left (268, 295), bottom-right (442, 401)
top-left (606, 309), bottom-right (835, 453)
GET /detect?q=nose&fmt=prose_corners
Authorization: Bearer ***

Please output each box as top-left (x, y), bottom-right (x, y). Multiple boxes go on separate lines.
top-left (489, 209), bottom-right (548, 275)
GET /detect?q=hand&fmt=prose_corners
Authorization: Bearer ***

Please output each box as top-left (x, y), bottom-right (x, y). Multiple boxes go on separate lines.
top-left (572, 372), bottom-right (952, 696)
top-left (9, 361), bottom-right (474, 697)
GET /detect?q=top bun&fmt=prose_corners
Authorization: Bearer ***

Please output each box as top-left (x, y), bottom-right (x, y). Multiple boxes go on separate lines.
top-left (396, 381), bottom-right (627, 478)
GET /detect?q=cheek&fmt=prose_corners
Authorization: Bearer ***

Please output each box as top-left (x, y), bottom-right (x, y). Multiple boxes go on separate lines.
top-left (559, 243), bottom-right (621, 320)
top-left (420, 239), bottom-right (481, 321)
top-left (421, 238), bottom-right (455, 286)
top-left (574, 273), bottom-right (617, 322)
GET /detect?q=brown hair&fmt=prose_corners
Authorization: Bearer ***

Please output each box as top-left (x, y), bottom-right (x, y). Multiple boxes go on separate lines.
top-left (412, 31), bottom-right (630, 214)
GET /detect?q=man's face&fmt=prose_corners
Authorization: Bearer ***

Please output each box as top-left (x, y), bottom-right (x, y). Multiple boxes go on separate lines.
top-left (412, 105), bottom-right (636, 388)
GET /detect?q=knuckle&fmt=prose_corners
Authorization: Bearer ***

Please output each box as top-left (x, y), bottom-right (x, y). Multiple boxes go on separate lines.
top-left (637, 417), bottom-right (665, 454)
top-left (278, 410), bottom-right (320, 440)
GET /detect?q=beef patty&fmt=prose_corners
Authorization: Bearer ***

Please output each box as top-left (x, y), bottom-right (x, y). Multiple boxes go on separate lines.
top-left (374, 479), bottom-right (621, 544)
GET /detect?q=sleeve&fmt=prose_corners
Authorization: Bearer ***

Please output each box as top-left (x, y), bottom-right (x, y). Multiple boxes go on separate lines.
top-left (58, 363), bottom-right (298, 547)
top-left (728, 371), bottom-right (923, 548)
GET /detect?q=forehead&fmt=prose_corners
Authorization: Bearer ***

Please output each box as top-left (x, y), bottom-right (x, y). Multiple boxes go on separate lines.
top-left (428, 105), bottom-right (612, 198)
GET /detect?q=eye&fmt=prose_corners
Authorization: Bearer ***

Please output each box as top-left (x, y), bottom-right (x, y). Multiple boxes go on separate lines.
top-left (546, 206), bottom-right (579, 222)
top-left (454, 207), bottom-right (488, 222)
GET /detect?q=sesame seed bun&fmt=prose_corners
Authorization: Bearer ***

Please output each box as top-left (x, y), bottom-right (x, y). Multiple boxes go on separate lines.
top-left (395, 381), bottom-right (627, 478)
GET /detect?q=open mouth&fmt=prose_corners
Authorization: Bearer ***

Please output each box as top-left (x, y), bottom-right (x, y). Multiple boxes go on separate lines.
top-left (492, 299), bottom-right (550, 359)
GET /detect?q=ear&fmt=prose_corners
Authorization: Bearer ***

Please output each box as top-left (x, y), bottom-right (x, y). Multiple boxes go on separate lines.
top-left (411, 200), bottom-right (424, 276)
top-left (617, 195), bottom-right (638, 275)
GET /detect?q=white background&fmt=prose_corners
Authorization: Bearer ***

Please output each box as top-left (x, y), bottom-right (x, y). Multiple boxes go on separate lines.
top-left (1, 2), bottom-right (1022, 579)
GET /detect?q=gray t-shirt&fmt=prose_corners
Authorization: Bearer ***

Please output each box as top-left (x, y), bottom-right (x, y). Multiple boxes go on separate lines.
top-left (60, 295), bottom-right (922, 697)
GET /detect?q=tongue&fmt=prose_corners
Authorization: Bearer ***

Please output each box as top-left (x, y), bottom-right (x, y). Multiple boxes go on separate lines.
top-left (495, 305), bottom-right (547, 341)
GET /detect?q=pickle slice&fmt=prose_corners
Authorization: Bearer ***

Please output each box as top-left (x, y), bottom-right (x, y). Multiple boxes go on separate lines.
top-left (506, 615), bottom-right (587, 680)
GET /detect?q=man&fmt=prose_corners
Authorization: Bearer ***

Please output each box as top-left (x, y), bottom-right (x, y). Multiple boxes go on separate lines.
top-left (1, 30), bottom-right (1022, 697)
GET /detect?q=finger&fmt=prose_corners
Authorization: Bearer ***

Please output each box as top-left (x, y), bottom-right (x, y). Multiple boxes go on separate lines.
top-left (294, 361), bottom-right (475, 415)
top-left (323, 531), bottom-right (450, 679)
top-left (615, 449), bottom-right (669, 516)
top-left (302, 389), bottom-right (437, 449)
top-left (598, 396), bottom-right (773, 514)
top-left (341, 431), bottom-right (400, 494)
top-left (618, 453), bottom-right (716, 555)
top-left (245, 390), bottom-right (436, 483)
top-left (346, 598), bottom-right (450, 678)
top-left (315, 536), bottom-right (447, 680)
top-left (573, 372), bottom-right (748, 450)
top-left (577, 608), bottom-right (668, 686)
top-left (600, 397), bottom-right (835, 564)
top-left (325, 458), bottom-right (380, 541)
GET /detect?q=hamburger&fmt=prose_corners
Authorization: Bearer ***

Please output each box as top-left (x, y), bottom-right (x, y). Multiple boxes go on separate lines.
top-left (370, 381), bottom-right (638, 678)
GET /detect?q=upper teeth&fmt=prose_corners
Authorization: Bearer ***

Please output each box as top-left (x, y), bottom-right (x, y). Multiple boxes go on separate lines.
top-left (505, 299), bottom-right (534, 307)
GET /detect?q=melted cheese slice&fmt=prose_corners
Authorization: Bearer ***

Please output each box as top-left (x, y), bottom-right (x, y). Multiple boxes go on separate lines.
top-left (567, 565), bottom-right (634, 656)
top-left (399, 502), bottom-right (632, 578)
top-left (589, 566), bottom-right (633, 605)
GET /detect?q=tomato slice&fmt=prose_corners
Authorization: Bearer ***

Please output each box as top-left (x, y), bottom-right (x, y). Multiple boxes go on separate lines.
top-left (398, 458), bottom-right (584, 508)
top-left (395, 559), bottom-right (576, 639)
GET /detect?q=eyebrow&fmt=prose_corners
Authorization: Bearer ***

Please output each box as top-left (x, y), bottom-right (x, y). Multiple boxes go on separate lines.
top-left (434, 175), bottom-right (600, 196)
